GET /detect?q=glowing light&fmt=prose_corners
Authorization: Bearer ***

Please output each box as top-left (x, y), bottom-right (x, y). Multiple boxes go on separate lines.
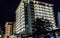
top-left (50, 36), bottom-right (54, 38)
top-left (23, 0), bottom-right (28, 3)
top-left (45, 3), bottom-right (48, 5)
top-left (34, 1), bottom-right (36, 3)
top-left (37, 1), bottom-right (39, 4)
top-left (50, 35), bottom-right (56, 38)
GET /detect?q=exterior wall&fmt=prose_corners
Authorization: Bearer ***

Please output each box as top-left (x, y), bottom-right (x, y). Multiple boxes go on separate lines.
top-left (5, 22), bottom-right (12, 37)
top-left (16, 0), bottom-right (25, 34)
top-left (16, 0), bottom-right (33, 34)
top-left (12, 22), bottom-right (16, 34)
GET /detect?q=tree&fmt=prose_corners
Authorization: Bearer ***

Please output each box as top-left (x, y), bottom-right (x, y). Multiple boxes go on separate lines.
top-left (32, 17), bottom-right (53, 38)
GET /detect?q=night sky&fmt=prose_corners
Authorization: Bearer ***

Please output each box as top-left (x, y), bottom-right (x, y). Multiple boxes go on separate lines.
top-left (0, 0), bottom-right (60, 33)
top-left (0, 0), bottom-right (21, 33)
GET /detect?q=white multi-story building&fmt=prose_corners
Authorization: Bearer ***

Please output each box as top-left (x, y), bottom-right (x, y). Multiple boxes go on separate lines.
top-left (33, 1), bottom-right (56, 28)
top-left (16, 0), bottom-right (56, 34)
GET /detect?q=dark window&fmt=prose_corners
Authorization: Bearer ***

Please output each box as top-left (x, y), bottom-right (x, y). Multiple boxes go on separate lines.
top-left (30, 5), bottom-right (34, 7)
top-left (31, 14), bottom-right (34, 16)
top-left (25, 15), bottom-right (28, 18)
top-left (25, 18), bottom-right (28, 21)
top-left (25, 9), bottom-right (28, 11)
top-left (25, 12), bottom-right (28, 15)
top-left (32, 22), bottom-right (34, 25)
top-left (30, 1), bottom-right (33, 4)
top-left (25, 21), bottom-right (28, 24)
top-left (31, 10), bottom-right (34, 12)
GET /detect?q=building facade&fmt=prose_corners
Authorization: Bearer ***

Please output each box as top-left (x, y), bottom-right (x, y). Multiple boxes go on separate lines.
top-left (12, 22), bottom-right (16, 34)
top-left (16, 0), bottom-right (56, 35)
top-left (5, 22), bottom-right (12, 37)
top-left (5, 22), bottom-right (16, 37)
top-left (33, 1), bottom-right (56, 29)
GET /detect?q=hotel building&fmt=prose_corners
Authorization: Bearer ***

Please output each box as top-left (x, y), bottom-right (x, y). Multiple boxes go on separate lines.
top-left (16, 0), bottom-right (56, 35)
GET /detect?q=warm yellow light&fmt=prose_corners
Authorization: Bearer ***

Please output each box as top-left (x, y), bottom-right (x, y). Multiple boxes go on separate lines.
top-left (49, 4), bottom-right (53, 6)
top-left (36, 1), bottom-right (39, 4)
top-left (34, 1), bottom-right (36, 3)
top-left (23, 0), bottom-right (28, 3)
top-left (45, 3), bottom-right (48, 5)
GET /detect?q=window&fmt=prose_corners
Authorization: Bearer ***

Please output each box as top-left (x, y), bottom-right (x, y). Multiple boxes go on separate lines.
top-left (25, 18), bottom-right (28, 21)
top-left (30, 1), bottom-right (33, 4)
top-left (25, 21), bottom-right (28, 24)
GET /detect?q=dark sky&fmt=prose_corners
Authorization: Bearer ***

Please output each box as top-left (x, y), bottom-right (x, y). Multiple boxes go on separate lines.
top-left (0, 0), bottom-right (21, 33)
top-left (0, 0), bottom-right (60, 33)
top-left (0, 0), bottom-right (20, 22)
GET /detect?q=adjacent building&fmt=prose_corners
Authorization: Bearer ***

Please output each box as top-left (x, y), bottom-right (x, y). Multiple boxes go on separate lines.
top-left (12, 22), bottom-right (16, 34)
top-left (5, 22), bottom-right (12, 37)
top-left (5, 22), bottom-right (16, 37)
top-left (16, 0), bottom-right (56, 35)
